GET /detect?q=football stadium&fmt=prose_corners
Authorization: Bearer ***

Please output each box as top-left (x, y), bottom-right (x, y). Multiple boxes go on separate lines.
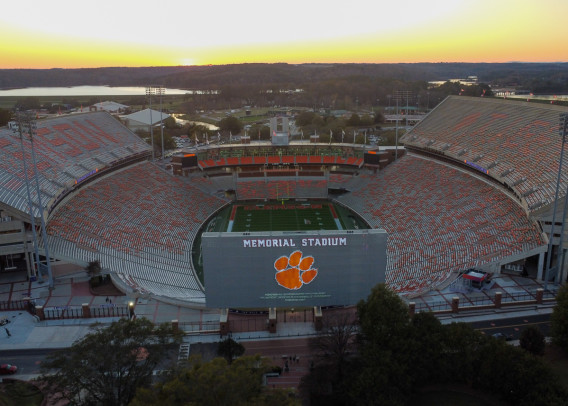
top-left (0, 96), bottom-right (566, 310)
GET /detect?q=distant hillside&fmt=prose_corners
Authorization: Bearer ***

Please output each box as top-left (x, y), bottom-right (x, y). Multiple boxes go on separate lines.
top-left (1, 63), bottom-right (567, 93)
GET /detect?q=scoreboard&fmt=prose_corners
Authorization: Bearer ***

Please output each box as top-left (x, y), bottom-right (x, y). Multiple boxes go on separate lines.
top-left (202, 229), bottom-right (387, 308)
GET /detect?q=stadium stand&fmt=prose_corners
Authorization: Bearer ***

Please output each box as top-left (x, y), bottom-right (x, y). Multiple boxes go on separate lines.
top-left (337, 154), bottom-right (545, 294)
top-left (236, 177), bottom-right (328, 200)
top-left (402, 96), bottom-right (568, 211)
top-left (46, 161), bottom-right (228, 302)
top-left (0, 112), bottom-right (151, 216)
top-left (197, 153), bottom-right (364, 169)
top-left (0, 99), bottom-right (560, 303)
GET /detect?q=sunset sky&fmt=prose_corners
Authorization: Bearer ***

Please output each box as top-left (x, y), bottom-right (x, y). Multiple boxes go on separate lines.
top-left (1, 0), bottom-right (567, 69)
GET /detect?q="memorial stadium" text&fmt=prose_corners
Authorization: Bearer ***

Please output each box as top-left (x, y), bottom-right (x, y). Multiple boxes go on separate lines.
top-left (243, 237), bottom-right (347, 248)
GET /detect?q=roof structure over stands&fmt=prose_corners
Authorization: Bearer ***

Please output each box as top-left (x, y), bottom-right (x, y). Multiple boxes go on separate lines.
top-left (122, 108), bottom-right (171, 126)
top-left (92, 101), bottom-right (128, 113)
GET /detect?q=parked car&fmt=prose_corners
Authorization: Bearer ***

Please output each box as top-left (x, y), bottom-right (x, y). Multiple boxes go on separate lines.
top-left (492, 333), bottom-right (513, 341)
top-left (0, 364), bottom-right (17, 374)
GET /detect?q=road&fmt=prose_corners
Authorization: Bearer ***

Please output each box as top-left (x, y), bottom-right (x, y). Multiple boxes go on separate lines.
top-left (0, 348), bottom-right (57, 377)
top-left (1, 313), bottom-right (552, 380)
top-left (470, 313), bottom-right (551, 340)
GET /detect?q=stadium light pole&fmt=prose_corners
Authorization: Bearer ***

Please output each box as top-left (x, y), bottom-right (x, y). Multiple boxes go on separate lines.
top-left (13, 112), bottom-right (42, 284)
top-left (157, 86), bottom-right (165, 161)
top-left (544, 113), bottom-right (568, 290)
top-left (395, 98), bottom-right (399, 160)
top-left (145, 86), bottom-right (155, 162)
top-left (18, 112), bottom-right (54, 289)
top-left (554, 114), bottom-right (568, 284)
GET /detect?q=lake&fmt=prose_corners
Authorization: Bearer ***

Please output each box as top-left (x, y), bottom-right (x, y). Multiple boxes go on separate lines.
top-left (0, 85), bottom-right (204, 97)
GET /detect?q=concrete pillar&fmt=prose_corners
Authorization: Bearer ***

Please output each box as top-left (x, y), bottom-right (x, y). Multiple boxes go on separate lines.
top-left (219, 308), bottom-right (229, 337)
top-left (408, 302), bottom-right (416, 317)
top-left (23, 241), bottom-right (32, 280)
top-left (494, 292), bottom-right (502, 308)
top-left (314, 306), bottom-right (323, 331)
top-left (82, 303), bottom-right (91, 319)
top-left (560, 248), bottom-right (568, 284)
top-left (28, 250), bottom-right (37, 280)
top-left (268, 307), bottom-right (277, 333)
top-left (536, 288), bottom-right (544, 304)
top-left (36, 305), bottom-right (45, 321)
top-left (537, 251), bottom-right (545, 281)
top-left (451, 297), bottom-right (460, 313)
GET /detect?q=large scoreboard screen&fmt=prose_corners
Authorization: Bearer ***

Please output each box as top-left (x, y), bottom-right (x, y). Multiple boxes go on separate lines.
top-left (202, 229), bottom-right (387, 308)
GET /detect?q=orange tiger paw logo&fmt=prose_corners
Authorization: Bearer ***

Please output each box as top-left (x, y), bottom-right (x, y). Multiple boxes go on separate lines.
top-left (274, 250), bottom-right (318, 290)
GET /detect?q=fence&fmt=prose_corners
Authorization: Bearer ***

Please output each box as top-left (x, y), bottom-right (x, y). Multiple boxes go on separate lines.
top-left (179, 320), bottom-right (220, 334)
top-left (36, 303), bottom-right (130, 321)
top-left (412, 288), bottom-right (558, 315)
top-left (501, 291), bottom-right (535, 304)
top-left (90, 304), bottom-right (129, 318)
top-left (460, 296), bottom-right (495, 309)
top-left (44, 306), bottom-right (84, 320)
top-left (0, 298), bottom-right (34, 312)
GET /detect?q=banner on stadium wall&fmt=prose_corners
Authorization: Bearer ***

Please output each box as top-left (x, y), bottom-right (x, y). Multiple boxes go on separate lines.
top-left (202, 229), bottom-right (387, 308)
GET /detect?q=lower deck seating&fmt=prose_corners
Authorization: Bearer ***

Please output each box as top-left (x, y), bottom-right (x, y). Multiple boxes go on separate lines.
top-left (46, 161), bottom-right (228, 302)
top-left (337, 154), bottom-right (545, 294)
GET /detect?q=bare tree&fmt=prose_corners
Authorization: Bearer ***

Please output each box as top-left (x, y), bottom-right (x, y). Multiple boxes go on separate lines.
top-left (312, 309), bottom-right (358, 375)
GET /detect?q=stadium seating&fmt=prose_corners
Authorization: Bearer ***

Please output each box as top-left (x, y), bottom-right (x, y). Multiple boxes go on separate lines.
top-left (0, 112), bottom-right (150, 216)
top-left (46, 161), bottom-right (229, 301)
top-left (236, 177), bottom-right (328, 200)
top-left (337, 154), bottom-right (544, 294)
top-left (402, 96), bottom-right (568, 211)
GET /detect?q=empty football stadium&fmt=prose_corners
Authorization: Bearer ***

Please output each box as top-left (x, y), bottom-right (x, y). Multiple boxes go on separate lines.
top-left (0, 96), bottom-right (566, 308)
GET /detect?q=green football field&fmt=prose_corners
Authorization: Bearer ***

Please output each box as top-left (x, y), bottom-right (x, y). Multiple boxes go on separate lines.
top-left (229, 201), bottom-right (341, 232)
top-left (195, 199), bottom-right (370, 284)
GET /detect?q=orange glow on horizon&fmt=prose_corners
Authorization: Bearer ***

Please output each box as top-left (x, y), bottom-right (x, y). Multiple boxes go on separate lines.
top-left (1, 0), bottom-right (567, 69)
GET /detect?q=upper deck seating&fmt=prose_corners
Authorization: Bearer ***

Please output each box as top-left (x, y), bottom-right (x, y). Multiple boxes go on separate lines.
top-left (402, 96), bottom-right (568, 211)
top-left (0, 112), bottom-right (150, 215)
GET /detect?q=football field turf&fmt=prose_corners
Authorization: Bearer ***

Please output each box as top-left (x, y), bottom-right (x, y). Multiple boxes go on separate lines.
top-left (229, 201), bottom-right (341, 232)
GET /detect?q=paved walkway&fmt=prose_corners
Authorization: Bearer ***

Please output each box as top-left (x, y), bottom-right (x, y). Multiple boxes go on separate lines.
top-left (0, 270), bottom-right (559, 353)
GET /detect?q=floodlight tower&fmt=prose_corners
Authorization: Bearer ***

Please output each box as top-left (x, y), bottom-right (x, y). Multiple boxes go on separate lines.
top-left (145, 86), bottom-right (155, 161)
top-left (158, 86), bottom-right (165, 161)
top-left (145, 85), bottom-right (165, 161)
top-left (17, 112), bottom-right (54, 289)
top-left (544, 113), bottom-right (568, 290)
top-left (393, 90), bottom-right (413, 160)
top-left (13, 113), bottom-right (42, 283)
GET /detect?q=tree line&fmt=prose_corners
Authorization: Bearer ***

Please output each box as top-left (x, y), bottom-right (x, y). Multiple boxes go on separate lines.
top-left (1, 63), bottom-right (566, 92)
top-left (37, 283), bottom-right (568, 405)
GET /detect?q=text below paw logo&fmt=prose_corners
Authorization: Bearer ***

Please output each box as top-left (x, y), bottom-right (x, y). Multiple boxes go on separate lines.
top-left (274, 250), bottom-right (318, 290)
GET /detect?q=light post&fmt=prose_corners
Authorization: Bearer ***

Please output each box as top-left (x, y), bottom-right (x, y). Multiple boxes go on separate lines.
top-left (13, 113), bottom-right (42, 283)
top-left (145, 86), bottom-right (164, 161)
top-left (128, 301), bottom-right (135, 320)
top-left (17, 112), bottom-right (54, 289)
top-left (158, 87), bottom-right (165, 160)
top-left (544, 113), bottom-right (568, 290)
top-left (145, 87), bottom-right (154, 161)
top-left (393, 90), bottom-right (413, 160)
top-left (395, 98), bottom-right (399, 160)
